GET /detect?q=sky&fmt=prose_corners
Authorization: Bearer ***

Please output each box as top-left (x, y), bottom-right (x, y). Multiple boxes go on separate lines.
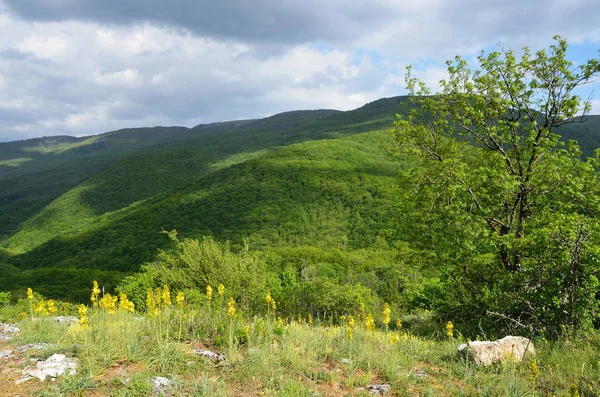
top-left (0, 1), bottom-right (599, 142)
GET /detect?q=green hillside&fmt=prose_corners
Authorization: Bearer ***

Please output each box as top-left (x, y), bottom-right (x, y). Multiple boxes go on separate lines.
top-left (1, 96), bottom-right (600, 302)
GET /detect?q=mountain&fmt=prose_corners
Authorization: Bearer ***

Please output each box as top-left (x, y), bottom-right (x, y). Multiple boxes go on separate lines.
top-left (1, 96), bottom-right (599, 300)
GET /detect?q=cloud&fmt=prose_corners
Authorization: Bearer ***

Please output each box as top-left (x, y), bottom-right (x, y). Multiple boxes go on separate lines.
top-left (2, 0), bottom-right (397, 45)
top-left (0, 0), bottom-right (599, 141)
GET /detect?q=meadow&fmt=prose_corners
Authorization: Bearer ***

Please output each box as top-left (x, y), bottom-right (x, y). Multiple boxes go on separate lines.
top-left (1, 284), bottom-right (599, 396)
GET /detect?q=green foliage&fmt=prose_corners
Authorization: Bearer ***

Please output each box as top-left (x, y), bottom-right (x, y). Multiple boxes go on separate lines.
top-left (394, 36), bottom-right (600, 335)
top-left (119, 232), bottom-right (266, 310)
top-left (0, 291), bottom-right (10, 306)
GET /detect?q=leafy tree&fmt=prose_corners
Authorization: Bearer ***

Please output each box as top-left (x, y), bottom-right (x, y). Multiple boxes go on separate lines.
top-left (393, 37), bottom-right (600, 335)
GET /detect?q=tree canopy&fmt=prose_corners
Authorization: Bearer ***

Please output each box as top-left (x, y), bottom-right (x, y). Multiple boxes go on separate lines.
top-left (393, 36), bottom-right (600, 335)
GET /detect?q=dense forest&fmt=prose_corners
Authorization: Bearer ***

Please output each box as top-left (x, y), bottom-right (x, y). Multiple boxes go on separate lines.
top-left (1, 38), bottom-right (600, 338)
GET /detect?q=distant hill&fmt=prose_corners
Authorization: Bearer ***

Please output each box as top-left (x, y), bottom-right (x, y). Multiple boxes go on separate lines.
top-left (1, 96), bottom-right (599, 300)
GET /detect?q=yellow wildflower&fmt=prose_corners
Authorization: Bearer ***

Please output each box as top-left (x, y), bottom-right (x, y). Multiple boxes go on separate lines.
top-left (389, 333), bottom-right (401, 344)
top-left (347, 315), bottom-right (355, 329)
top-left (206, 285), bottom-right (213, 301)
top-left (308, 313), bottom-right (313, 325)
top-left (78, 304), bottom-right (88, 327)
top-left (218, 283), bottom-right (224, 296)
top-left (530, 359), bottom-right (539, 382)
top-left (27, 288), bottom-right (33, 300)
top-left (146, 288), bottom-right (156, 316)
top-left (99, 293), bottom-right (118, 314)
top-left (396, 319), bottom-right (402, 330)
top-left (346, 327), bottom-right (353, 340)
top-left (118, 293), bottom-right (135, 313)
top-left (162, 285), bottom-right (171, 306)
top-left (176, 291), bottom-right (185, 309)
top-left (365, 314), bottom-right (375, 332)
top-left (383, 303), bottom-right (391, 328)
top-left (91, 281), bottom-right (101, 307)
top-left (47, 300), bottom-right (58, 314)
top-left (227, 297), bottom-right (236, 318)
top-left (155, 288), bottom-right (162, 307)
top-left (34, 300), bottom-right (49, 316)
top-left (20, 311), bottom-right (27, 318)
top-left (446, 321), bottom-right (454, 338)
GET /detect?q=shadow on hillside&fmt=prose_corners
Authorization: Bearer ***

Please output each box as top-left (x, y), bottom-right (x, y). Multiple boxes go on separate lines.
top-left (9, 149), bottom-right (404, 281)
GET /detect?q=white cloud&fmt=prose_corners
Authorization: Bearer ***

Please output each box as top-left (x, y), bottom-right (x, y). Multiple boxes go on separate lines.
top-left (96, 69), bottom-right (140, 86)
top-left (0, 1), bottom-right (599, 141)
top-left (18, 35), bottom-right (68, 59)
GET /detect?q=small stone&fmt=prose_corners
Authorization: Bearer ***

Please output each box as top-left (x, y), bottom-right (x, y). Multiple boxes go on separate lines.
top-left (51, 316), bottom-right (78, 325)
top-left (15, 375), bottom-right (33, 385)
top-left (341, 358), bottom-right (350, 364)
top-left (192, 349), bottom-right (226, 363)
top-left (150, 376), bottom-right (174, 395)
top-left (367, 384), bottom-right (391, 395)
top-left (15, 343), bottom-right (51, 352)
top-left (0, 350), bottom-right (14, 359)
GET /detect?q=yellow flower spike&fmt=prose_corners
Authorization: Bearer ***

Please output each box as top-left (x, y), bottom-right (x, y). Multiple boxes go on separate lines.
top-left (27, 288), bottom-right (33, 300)
top-left (20, 311), bottom-right (27, 318)
top-left (35, 300), bottom-right (49, 316)
top-left (91, 281), bottom-right (101, 307)
top-left (176, 291), bottom-right (185, 309)
top-left (154, 288), bottom-right (162, 307)
top-left (47, 300), bottom-right (58, 314)
top-left (308, 313), bottom-right (313, 326)
top-left (206, 285), bottom-right (213, 301)
top-left (244, 325), bottom-right (250, 336)
top-left (396, 319), bottom-right (402, 330)
top-left (146, 288), bottom-right (156, 317)
top-left (365, 314), bottom-right (375, 333)
top-left (99, 293), bottom-right (118, 314)
top-left (347, 315), bottom-right (355, 329)
top-left (389, 333), bottom-right (401, 344)
top-left (446, 321), bottom-right (454, 338)
top-left (78, 304), bottom-right (88, 327)
top-left (119, 293), bottom-right (135, 313)
top-left (227, 297), bottom-right (236, 318)
top-left (218, 284), bottom-right (225, 296)
top-left (383, 303), bottom-right (391, 328)
top-left (162, 285), bottom-right (171, 306)
top-left (530, 359), bottom-right (539, 382)
top-left (346, 327), bottom-right (353, 340)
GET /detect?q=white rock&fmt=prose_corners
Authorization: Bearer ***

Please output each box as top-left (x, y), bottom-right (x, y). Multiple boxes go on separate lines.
top-left (367, 384), bottom-right (391, 395)
top-left (0, 323), bottom-right (19, 340)
top-left (0, 349), bottom-right (14, 359)
top-left (192, 349), bottom-right (225, 363)
top-left (51, 316), bottom-right (78, 325)
top-left (150, 376), bottom-right (174, 395)
top-left (25, 353), bottom-right (78, 381)
top-left (16, 343), bottom-right (52, 352)
top-left (458, 336), bottom-right (535, 366)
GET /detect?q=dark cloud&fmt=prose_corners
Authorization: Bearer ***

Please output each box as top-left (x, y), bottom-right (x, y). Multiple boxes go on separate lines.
top-left (2, 0), bottom-right (394, 44)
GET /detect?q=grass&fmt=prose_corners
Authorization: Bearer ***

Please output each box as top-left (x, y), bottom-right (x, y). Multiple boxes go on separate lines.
top-left (2, 289), bottom-right (600, 396)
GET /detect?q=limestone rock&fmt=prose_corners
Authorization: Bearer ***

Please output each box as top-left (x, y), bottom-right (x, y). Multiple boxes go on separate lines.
top-left (23, 353), bottom-right (78, 381)
top-left (0, 323), bottom-right (19, 340)
top-left (192, 349), bottom-right (225, 363)
top-left (150, 376), bottom-right (174, 395)
top-left (0, 349), bottom-right (14, 359)
top-left (458, 336), bottom-right (535, 366)
top-left (16, 343), bottom-right (52, 352)
top-left (367, 384), bottom-right (391, 395)
top-left (51, 316), bottom-right (78, 325)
